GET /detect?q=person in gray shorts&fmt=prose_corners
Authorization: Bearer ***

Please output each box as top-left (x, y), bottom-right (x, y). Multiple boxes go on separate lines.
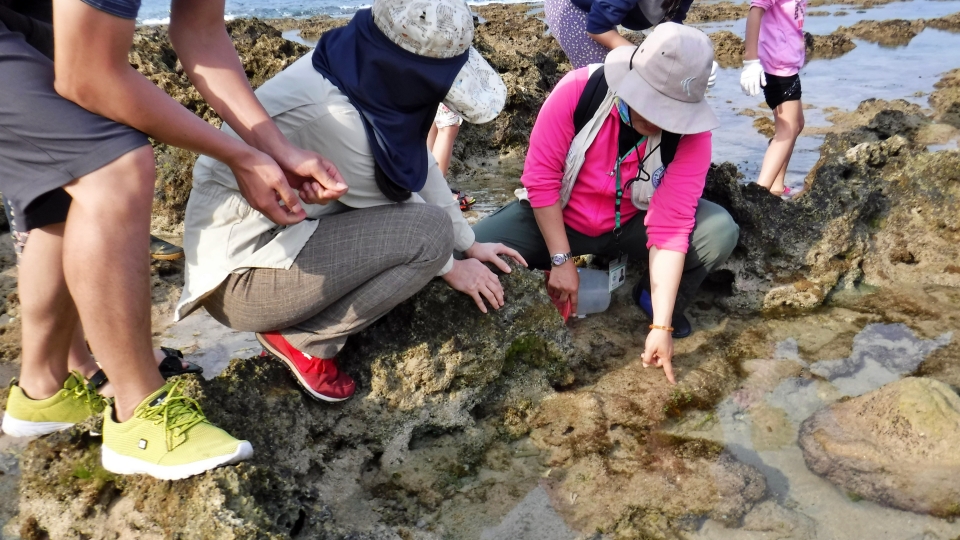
top-left (0, 0), bottom-right (346, 480)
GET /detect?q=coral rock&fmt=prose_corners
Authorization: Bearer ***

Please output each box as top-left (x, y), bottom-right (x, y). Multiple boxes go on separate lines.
top-left (799, 378), bottom-right (960, 517)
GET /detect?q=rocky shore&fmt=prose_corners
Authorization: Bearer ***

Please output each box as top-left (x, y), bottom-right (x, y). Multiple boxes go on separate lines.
top-left (799, 377), bottom-right (960, 517)
top-left (2, 2), bottom-right (960, 539)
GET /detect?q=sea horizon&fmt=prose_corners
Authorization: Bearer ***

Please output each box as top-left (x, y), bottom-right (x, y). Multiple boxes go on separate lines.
top-left (138, 0), bottom-right (541, 25)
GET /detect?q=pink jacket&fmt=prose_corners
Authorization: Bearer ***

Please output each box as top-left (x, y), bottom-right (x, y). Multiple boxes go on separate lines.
top-left (521, 68), bottom-right (712, 253)
top-left (752, 0), bottom-right (806, 76)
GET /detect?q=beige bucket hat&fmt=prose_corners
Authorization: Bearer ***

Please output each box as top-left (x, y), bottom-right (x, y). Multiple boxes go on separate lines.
top-left (372, 0), bottom-right (507, 123)
top-left (604, 23), bottom-right (719, 134)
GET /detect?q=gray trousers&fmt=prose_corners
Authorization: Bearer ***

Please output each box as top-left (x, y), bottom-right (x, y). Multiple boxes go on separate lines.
top-left (202, 204), bottom-right (454, 358)
top-left (472, 199), bottom-right (739, 316)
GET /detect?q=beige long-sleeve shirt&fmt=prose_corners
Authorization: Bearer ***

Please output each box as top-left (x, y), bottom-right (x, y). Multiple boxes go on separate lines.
top-left (174, 54), bottom-right (474, 321)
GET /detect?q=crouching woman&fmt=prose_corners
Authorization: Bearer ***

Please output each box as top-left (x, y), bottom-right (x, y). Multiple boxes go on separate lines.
top-left (473, 23), bottom-right (739, 384)
top-left (174, 0), bottom-right (524, 403)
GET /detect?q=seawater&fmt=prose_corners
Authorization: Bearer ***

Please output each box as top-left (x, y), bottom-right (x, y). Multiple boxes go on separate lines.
top-left (137, 0), bottom-right (538, 24)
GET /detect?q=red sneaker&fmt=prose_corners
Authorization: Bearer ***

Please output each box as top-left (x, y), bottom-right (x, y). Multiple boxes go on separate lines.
top-left (256, 331), bottom-right (356, 402)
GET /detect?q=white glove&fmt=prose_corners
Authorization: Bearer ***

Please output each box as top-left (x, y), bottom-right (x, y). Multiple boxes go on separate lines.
top-left (707, 61), bottom-right (718, 89)
top-left (740, 59), bottom-right (766, 97)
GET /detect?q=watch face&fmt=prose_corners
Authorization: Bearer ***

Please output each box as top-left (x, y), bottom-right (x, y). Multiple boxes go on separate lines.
top-left (552, 254), bottom-right (566, 266)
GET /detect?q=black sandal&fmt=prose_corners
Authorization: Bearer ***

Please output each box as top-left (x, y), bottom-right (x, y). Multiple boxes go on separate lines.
top-left (157, 347), bottom-right (203, 378)
top-left (86, 347), bottom-right (203, 391)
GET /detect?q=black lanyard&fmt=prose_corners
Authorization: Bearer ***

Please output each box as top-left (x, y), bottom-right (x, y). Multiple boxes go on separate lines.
top-left (613, 138), bottom-right (661, 253)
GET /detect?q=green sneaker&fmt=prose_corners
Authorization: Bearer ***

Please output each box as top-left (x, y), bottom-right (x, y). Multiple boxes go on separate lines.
top-left (1, 372), bottom-right (105, 437)
top-left (101, 381), bottom-right (253, 480)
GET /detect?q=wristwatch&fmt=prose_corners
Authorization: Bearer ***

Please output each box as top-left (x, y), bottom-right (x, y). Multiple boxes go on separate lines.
top-left (551, 252), bottom-right (573, 266)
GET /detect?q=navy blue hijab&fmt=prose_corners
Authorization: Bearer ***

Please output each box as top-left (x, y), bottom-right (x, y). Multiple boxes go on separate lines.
top-left (312, 9), bottom-right (469, 200)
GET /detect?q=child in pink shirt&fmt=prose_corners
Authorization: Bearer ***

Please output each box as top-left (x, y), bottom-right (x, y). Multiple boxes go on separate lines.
top-left (741, 0), bottom-right (806, 196)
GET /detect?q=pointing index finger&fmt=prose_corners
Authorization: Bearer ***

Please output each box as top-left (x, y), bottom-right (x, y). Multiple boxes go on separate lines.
top-left (662, 358), bottom-right (676, 385)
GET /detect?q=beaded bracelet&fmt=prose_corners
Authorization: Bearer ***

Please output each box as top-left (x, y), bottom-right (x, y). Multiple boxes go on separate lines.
top-left (649, 324), bottom-right (674, 332)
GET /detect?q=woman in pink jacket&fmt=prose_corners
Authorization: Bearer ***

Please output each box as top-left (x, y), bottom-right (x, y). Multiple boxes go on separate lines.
top-left (473, 23), bottom-right (738, 384)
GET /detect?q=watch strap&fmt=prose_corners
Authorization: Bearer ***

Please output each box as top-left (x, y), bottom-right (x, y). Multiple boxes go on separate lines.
top-left (551, 252), bottom-right (573, 266)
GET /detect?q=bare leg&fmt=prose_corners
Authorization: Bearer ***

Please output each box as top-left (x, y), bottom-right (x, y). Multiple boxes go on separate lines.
top-left (16, 223), bottom-right (77, 400)
top-left (426, 122), bottom-right (438, 153)
top-left (756, 99), bottom-right (804, 195)
top-left (431, 124), bottom-right (460, 178)
top-left (61, 146), bottom-right (164, 421)
top-left (15, 223), bottom-right (173, 400)
top-left (771, 152), bottom-right (790, 196)
top-left (67, 323), bottom-right (97, 376)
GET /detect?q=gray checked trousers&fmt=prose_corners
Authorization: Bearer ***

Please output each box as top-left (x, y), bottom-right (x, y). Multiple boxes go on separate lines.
top-left (202, 203), bottom-right (454, 358)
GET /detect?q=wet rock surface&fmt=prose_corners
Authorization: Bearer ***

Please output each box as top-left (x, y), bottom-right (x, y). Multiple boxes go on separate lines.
top-left (13, 264), bottom-right (580, 538)
top-left (710, 30), bottom-right (857, 68)
top-left (9, 262), bottom-right (777, 539)
top-left (685, 1), bottom-right (750, 23)
top-left (931, 68), bottom-right (960, 128)
top-left (798, 377), bottom-right (960, 516)
top-left (704, 102), bottom-right (960, 313)
top-left (286, 15), bottom-right (350, 40)
top-left (753, 116), bottom-right (776, 137)
top-left (834, 18), bottom-right (927, 46)
top-left (710, 30), bottom-right (746, 68)
top-left (831, 12), bottom-right (960, 49)
top-left (805, 31), bottom-right (857, 59)
top-left (4, 4), bottom-right (960, 539)
top-left (927, 12), bottom-right (960, 33)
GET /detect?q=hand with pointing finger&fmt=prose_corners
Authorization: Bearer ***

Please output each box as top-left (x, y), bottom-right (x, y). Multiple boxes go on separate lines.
top-left (641, 328), bottom-right (676, 384)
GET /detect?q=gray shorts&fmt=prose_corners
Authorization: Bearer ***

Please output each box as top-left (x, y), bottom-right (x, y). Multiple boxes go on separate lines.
top-left (0, 21), bottom-right (149, 232)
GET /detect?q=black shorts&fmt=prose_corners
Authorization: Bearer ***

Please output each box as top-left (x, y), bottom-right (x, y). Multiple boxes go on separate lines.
top-left (0, 21), bottom-right (149, 232)
top-left (762, 73), bottom-right (802, 110)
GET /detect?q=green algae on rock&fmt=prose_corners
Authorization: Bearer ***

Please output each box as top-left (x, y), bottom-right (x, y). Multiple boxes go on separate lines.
top-left (13, 263), bottom-right (581, 538)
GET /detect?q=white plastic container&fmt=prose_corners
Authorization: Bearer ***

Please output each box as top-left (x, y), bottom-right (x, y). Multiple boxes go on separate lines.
top-left (576, 268), bottom-right (611, 317)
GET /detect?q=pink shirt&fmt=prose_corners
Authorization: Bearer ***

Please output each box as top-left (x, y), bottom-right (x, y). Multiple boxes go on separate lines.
top-left (752, 0), bottom-right (806, 76)
top-left (521, 68), bottom-right (712, 253)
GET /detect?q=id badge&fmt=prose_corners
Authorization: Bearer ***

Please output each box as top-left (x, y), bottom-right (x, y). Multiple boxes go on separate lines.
top-left (608, 254), bottom-right (628, 293)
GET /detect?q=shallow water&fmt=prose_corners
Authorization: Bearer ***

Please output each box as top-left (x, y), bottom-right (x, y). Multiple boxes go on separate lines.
top-left (138, 0), bottom-right (538, 24)
top-left (474, 323), bottom-right (960, 540)
top-left (280, 0), bottom-right (959, 198)
top-left (702, 22), bottom-right (960, 193)
top-left (697, 0), bottom-right (960, 35)
top-left (682, 324), bottom-right (959, 540)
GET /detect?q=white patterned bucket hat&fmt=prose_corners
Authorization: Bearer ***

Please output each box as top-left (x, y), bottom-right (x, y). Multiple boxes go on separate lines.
top-left (372, 0), bottom-right (507, 123)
